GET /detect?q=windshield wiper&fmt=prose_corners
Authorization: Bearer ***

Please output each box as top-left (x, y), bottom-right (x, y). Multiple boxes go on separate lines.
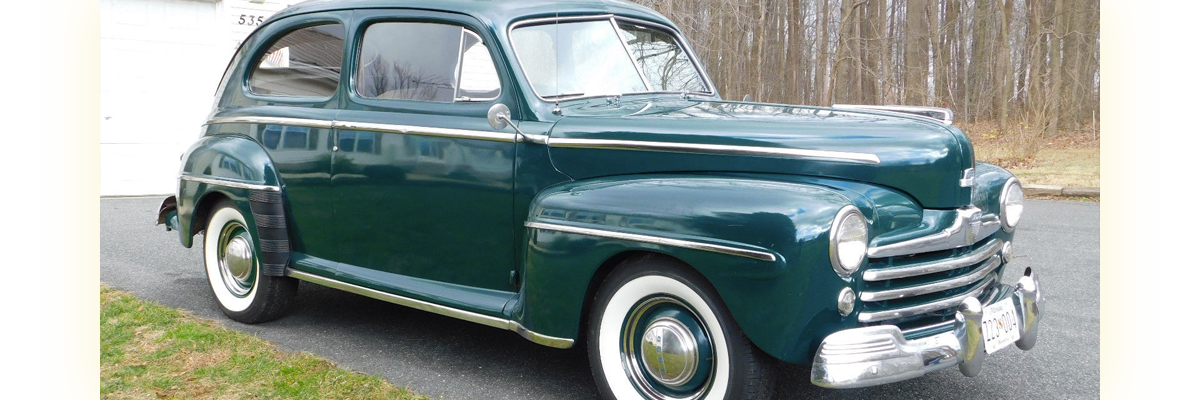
top-left (542, 92), bottom-right (585, 100)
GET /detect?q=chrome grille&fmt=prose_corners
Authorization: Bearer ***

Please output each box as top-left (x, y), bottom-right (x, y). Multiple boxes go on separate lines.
top-left (857, 238), bottom-right (1004, 332)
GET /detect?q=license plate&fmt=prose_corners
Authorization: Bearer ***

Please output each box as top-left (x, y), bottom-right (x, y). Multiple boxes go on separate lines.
top-left (981, 299), bottom-right (1020, 354)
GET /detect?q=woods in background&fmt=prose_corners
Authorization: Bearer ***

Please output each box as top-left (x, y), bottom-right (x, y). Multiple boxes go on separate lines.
top-left (631, 0), bottom-right (1100, 138)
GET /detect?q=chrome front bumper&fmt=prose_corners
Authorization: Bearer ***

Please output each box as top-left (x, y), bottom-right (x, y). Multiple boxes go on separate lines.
top-left (811, 267), bottom-right (1044, 389)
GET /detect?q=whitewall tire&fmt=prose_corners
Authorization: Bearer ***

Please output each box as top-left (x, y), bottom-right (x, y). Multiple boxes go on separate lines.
top-left (587, 256), bottom-right (775, 400)
top-left (202, 198), bottom-right (296, 323)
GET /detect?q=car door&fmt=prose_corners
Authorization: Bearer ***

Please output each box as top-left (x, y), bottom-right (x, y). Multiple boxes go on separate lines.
top-left (330, 10), bottom-right (517, 293)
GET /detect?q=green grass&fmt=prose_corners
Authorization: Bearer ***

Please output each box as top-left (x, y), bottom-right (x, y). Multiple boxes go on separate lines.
top-left (100, 286), bottom-right (429, 400)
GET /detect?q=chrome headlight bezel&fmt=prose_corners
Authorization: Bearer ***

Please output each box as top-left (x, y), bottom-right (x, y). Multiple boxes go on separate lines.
top-left (1000, 177), bottom-right (1024, 232)
top-left (829, 206), bottom-right (869, 277)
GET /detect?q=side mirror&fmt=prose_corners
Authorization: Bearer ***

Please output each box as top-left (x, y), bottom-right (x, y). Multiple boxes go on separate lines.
top-left (488, 103), bottom-right (512, 130)
top-left (487, 103), bottom-right (542, 144)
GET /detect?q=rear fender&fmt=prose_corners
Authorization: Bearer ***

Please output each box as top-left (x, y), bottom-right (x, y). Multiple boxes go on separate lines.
top-left (174, 134), bottom-right (292, 276)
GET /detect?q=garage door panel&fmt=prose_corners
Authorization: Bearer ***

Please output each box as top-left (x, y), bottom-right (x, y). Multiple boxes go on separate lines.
top-left (102, 0), bottom-right (299, 196)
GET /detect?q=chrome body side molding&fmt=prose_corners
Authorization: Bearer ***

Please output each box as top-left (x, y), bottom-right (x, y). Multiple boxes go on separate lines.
top-left (526, 221), bottom-right (778, 262)
top-left (867, 207), bottom-right (1000, 258)
top-left (332, 120), bottom-right (517, 143)
top-left (206, 116), bottom-right (334, 129)
top-left (206, 117), bottom-right (517, 143)
top-left (179, 174), bottom-right (281, 192)
top-left (286, 269), bottom-right (575, 349)
top-left (206, 117), bottom-right (880, 165)
top-left (546, 138), bottom-right (882, 165)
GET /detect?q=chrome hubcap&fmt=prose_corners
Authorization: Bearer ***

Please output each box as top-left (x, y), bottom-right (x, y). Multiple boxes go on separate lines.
top-left (621, 296), bottom-right (714, 400)
top-left (640, 318), bottom-right (699, 387)
top-left (218, 224), bottom-right (256, 297)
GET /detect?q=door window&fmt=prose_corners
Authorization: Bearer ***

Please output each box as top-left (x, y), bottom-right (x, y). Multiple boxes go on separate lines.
top-left (355, 22), bottom-right (501, 102)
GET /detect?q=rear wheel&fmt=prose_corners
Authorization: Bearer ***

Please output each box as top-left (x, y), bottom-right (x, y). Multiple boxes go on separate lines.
top-left (587, 257), bottom-right (775, 400)
top-left (202, 198), bottom-right (296, 323)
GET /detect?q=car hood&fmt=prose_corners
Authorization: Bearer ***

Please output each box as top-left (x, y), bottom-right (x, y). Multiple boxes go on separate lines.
top-left (545, 98), bottom-right (974, 209)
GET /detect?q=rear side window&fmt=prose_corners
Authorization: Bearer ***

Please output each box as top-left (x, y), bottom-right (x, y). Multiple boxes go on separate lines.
top-left (249, 23), bottom-right (345, 98)
top-left (356, 22), bottom-right (501, 102)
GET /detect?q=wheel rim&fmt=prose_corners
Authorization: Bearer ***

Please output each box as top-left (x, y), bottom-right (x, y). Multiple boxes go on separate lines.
top-left (621, 296), bottom-right (714, 399)
top-left (217, 221), bottom-right (256, 298)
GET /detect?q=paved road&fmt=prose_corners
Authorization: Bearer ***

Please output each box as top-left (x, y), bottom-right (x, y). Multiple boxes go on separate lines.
top-left (101, 198), bottom-right (1098, 399)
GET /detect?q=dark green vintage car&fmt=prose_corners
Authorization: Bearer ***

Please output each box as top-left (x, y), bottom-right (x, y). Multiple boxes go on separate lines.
top-left (157, 0), bottom-right (1043, 398)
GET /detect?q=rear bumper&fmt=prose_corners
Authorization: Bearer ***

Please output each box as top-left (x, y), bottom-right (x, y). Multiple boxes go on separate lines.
top-left (157, 196), bottom-right (180, 232)
top-left (811, 267), bottom-right (1044, 389)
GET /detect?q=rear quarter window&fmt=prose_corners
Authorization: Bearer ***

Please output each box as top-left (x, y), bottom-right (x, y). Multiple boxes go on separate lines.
top-left (248, 23), bottom-right (346, 98)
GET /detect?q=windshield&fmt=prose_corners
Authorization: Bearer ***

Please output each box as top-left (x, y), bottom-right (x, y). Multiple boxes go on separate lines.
top-left (511, 18), bottom-right (709, 99)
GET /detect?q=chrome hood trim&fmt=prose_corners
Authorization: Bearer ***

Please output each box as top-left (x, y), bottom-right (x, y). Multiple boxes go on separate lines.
top-left (867, 207), bottom-right (1000, 258)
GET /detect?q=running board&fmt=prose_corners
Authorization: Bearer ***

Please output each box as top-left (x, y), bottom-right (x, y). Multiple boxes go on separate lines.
top-left (285, 269), bottom-right (574, 349)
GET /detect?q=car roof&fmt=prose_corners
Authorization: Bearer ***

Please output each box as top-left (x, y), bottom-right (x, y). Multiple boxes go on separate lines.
top-left (266, 0), bottom-right (673, 32)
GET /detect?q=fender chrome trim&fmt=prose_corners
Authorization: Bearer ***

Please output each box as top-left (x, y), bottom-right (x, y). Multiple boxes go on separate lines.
top-left (526, 221), bottom-right (778, 262)
top-left (286, 269), bottom-right (575, 349)
top-left (546, 138), bottom-right (881, 164)
top-left (179, 174), bottom-right (281, 192)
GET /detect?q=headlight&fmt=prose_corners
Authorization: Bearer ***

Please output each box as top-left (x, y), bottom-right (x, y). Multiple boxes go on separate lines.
top-left (830, 206), bottom-right (868, 277)
top-left (1000, 178), bottom-right (1024, 231)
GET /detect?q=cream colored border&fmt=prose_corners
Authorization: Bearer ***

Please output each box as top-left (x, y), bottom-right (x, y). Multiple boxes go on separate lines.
top-left (44, 0), bottom-right (1152, 396)
top-left (1099, 0), bottom-right (1156, 396)
top-left (38, 0), bottom-right (99, 396)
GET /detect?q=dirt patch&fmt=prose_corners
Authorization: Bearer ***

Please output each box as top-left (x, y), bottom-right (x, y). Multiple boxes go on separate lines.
top-left (961, 121), bottom-right (1100, 188)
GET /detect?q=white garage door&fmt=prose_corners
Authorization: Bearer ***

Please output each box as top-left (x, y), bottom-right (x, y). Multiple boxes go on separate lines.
top-left (100, 0), bottom-right (297, 196)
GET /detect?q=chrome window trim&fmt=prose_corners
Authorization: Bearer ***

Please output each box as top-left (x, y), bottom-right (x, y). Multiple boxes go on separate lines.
top-left (612, 16), bottom-right (715, 94)
top-left (863, 239), bottom-right (1002, 282)
top-left (526, 221), bottom-right (778, 262)
top-left (287, 269), bottom-right (575, 349)
top-left (546, 138), bottom-right (881, 164)
top-left (179, 174), bottom-right (281, 192)
top-left (867, 207), bottom-right (1000, 258)
top-left (857, 274), bottom-right (996, 323)
top-left (507, 14), bottom-right (716, 101)
top-left (453, 29), bottom-right (503, 103)
top-left (609, 17), bottom-right (654, 91)
top-left (859, 255), bottom-right (1001, 302)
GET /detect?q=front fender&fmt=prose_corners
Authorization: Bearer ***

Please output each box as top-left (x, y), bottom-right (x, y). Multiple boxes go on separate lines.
top-left (516, 174), bottom-right (868, 363)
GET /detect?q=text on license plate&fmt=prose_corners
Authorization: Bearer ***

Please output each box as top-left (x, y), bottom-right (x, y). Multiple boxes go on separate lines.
top-left (981, 299), bottom-right (1020, 354)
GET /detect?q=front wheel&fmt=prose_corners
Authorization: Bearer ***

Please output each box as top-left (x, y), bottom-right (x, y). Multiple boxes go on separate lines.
top-left (202, 198), bottom-right (296, 323)
top-left (587, 257), bottom-right (775, 400)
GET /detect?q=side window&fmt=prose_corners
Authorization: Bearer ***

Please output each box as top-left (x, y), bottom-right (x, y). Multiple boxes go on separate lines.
top-left (249, 23), bottom-right (345, 98)
top-left (356, 22), bottom-right (501, 102)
